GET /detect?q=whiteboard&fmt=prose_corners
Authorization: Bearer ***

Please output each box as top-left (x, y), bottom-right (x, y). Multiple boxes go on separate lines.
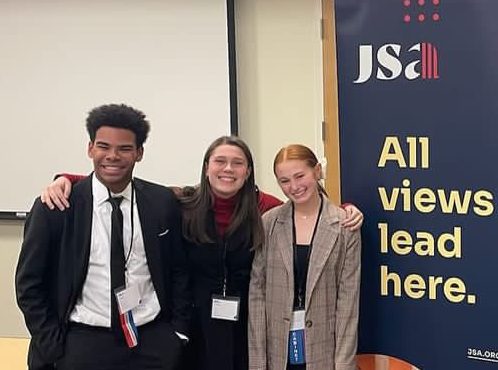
top-left (0, 0), bottom-right (233, 215)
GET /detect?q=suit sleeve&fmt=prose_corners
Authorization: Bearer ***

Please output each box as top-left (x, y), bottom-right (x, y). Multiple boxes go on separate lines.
top-left (168, 199), bottom-right (192, 335)
top-left (55, 173), bottom-right (86, 183)
top-left (257, 190), bottom-right (283, 214)
top-left (248, 214), bottom-right (272, 370)
top-left (15, 199), bottom-right (65, 368)
top-left (335, 228), bottom-right (361, 370)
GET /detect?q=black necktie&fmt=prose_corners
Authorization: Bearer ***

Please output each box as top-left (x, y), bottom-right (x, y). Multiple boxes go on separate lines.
top-left (108, 196), bottom-right (125, 333)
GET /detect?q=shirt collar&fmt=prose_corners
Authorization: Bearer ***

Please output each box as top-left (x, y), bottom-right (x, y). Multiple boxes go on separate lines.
top-left (92, 173), bottom-right (133, 206)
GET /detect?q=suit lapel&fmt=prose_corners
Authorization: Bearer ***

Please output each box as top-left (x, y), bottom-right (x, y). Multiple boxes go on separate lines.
top-left (305, 200), bottom-right (340, 309)
top-left (275, 203), bottom-right (294, 282)
top-left (134, 180), bottom-right (164, 296)
top-left (71, 177), bottom-right (93, 298)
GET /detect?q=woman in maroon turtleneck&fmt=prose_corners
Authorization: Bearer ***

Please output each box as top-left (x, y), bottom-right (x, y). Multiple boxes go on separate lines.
top-left (179, 137), bottom-right (280, 370)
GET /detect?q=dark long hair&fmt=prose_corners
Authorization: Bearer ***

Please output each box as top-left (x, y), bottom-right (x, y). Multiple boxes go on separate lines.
top-left (181, 136), bottom-right (264, 249)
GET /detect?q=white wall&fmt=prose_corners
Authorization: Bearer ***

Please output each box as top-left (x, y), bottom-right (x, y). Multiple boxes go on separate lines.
top-left (235, 0), bottom-right (324, 199)
top-left (0, 0), bottom-right (324, 337)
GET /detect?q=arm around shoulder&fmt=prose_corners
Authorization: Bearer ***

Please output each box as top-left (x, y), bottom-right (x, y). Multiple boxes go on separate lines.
top-left (257, 190), bottom-right (283, 214)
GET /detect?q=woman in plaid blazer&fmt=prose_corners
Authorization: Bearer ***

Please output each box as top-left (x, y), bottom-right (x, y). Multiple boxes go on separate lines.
top-left (248, 144), bottom-right (361, 370)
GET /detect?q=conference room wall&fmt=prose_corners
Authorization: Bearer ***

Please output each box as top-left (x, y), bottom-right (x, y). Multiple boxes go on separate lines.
top-left (236, 0), bottom-right (324, 200)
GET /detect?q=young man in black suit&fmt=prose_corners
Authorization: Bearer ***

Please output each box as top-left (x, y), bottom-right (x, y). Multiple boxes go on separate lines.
top-left (16, 104), bottom-right (191, 370)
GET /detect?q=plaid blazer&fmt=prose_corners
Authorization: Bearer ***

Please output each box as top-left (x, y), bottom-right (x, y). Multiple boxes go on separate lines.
top-left (248, 198), bottom-right (361, 370)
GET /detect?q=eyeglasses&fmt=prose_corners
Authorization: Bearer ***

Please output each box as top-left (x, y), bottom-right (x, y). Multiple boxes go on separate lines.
top-left (209, 157), bottom-right (248, 169)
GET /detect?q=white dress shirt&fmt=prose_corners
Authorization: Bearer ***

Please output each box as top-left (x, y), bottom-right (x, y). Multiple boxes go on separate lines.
top-left (70, 174), bottom-right (160, 327)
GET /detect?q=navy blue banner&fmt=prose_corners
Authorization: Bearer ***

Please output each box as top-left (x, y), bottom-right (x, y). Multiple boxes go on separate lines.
top-left (335, 1), bottom-right (498, 369)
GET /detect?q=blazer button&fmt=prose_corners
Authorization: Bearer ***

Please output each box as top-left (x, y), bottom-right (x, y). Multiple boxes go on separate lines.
top-left (305, 320), bottom-right (312, 328)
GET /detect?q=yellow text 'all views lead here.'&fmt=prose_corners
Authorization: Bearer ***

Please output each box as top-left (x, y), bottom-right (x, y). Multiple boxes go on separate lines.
top-left (375, 136), bottom-right (485, 305)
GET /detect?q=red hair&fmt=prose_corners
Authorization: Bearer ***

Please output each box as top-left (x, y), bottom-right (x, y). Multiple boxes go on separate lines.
top-left (273, 144), bottom-right (327, 195)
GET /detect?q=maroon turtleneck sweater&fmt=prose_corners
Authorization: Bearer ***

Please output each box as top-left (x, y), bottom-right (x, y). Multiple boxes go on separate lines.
top-left (213, 194), bottom-right (237, 236)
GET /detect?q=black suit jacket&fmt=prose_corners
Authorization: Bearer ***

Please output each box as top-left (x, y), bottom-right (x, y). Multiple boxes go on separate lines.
top-left (15, 176), bottom-right (191, 369)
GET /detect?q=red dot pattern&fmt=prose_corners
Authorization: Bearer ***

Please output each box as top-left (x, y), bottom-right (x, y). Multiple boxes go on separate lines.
top-left (402, 0), bottom-right (440, 23)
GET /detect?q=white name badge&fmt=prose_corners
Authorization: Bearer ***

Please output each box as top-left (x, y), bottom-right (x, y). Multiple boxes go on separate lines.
top-left (115, 285), bottom-right (141, 314)
top-left (290, 309), bottom-right (305, 331)
top-left (211, 295), bottom-right (240, 321)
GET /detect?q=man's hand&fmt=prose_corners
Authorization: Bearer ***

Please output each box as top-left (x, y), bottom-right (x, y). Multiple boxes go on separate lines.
top-left (341, 204), bottom-right (364, 231)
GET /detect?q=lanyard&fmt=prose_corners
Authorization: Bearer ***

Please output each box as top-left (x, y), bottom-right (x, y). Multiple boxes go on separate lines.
top-left (221, 239), bottom-right (228, 297)
top-left (291, 196), bottom-right (323, 309)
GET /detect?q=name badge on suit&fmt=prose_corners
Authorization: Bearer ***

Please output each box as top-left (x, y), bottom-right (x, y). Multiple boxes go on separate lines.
top-left (288, 310), bottom-right (306, 365)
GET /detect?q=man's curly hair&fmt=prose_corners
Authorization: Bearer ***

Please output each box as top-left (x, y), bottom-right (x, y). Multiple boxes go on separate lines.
top-left (86, 103), bottom-right (150, 147)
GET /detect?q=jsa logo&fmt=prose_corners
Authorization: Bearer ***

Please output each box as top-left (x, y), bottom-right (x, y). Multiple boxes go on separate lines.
top-left (354, 43), bottom-right (439, 84)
